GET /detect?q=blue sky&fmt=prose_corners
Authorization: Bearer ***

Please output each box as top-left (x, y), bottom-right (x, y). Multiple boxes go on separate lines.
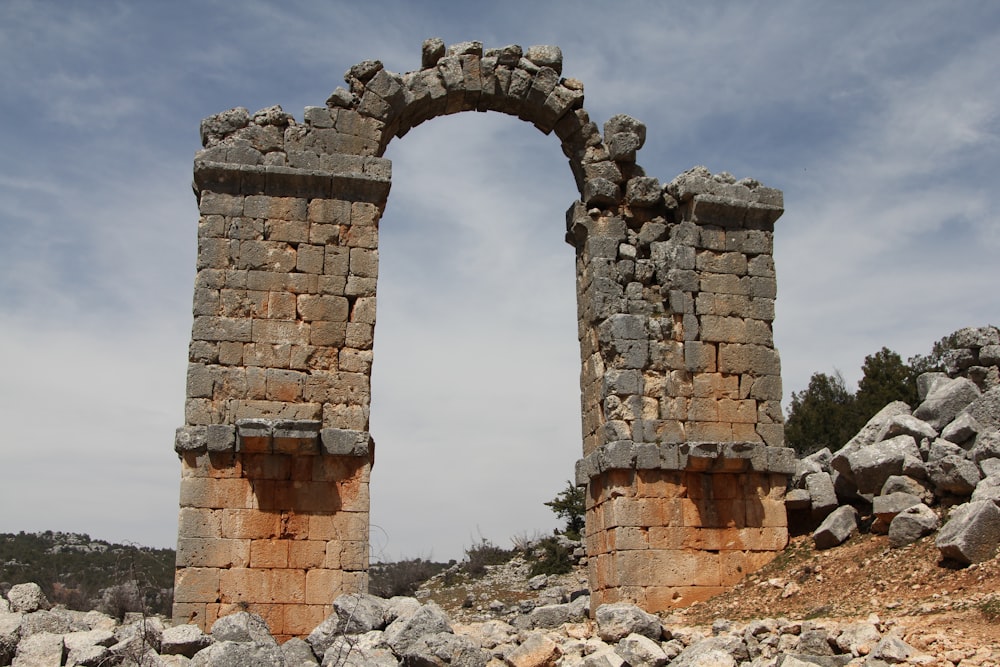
top-left (1, 1), bottom-right (998, 561)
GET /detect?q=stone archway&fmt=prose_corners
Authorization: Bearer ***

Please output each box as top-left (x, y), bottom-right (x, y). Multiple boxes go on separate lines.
top-left (172, 38), bottom-right (795, 639)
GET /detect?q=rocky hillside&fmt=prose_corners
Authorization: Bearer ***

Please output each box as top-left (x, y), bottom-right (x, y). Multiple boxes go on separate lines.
top-left (0, 532), bottom-right (174, 618)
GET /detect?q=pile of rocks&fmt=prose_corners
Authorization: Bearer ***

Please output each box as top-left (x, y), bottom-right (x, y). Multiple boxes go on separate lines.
top-left (2, 580), bottom-right (947, 666)
top-left (786, 326), bottom-right (1000, 563)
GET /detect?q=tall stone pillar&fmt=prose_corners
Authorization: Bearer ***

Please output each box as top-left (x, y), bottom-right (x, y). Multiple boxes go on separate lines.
top-left (171, 105), bottom-right (391, 639)
top-left (574, 167), bottom-right (796, 612)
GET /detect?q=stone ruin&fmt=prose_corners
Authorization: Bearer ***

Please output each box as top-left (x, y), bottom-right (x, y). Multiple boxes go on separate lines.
top-left (172, 38), bottom-right (797, 639)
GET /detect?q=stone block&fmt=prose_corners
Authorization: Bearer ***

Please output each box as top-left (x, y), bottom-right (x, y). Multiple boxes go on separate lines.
top-left (684, 341), bottom-right (717, 373)
top-left (206, 424), bottom-right (236, 452)
top-left (199, 191), bottom-right (244, 217)
top-left (177, 537), bottom-right (250, 568)
top-left (178, 508), bottom-right (222, 539)
top-left (180, 477), bottom-right (256, 510)
top-left (193, 316), bottom-right (253, 343)
top-left (221, 509), bottom-right (280, 540)
top-left (288, 541), bottom-right (328, 569)
top-left (696, 251), bottom-right (748, 275)
top-left (305, 569), bottom-right (344, 605)
top-left (174, 567), bottom-right (221, 604)
top-left (252, 320), bottom-right (310, 345)
top-left (250, 539), bottom-right (289, 568)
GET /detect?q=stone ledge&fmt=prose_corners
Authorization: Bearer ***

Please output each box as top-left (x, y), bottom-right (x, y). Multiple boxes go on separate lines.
top-left (193, 160), bottom-right (391, 203)
top-left (575, 441), bottom-right (796, 486)
top-left (174, 421), bottom-right (372, 458)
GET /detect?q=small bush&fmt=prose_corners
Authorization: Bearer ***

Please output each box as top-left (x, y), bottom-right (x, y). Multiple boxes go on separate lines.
top-left (527, 537), bottom-right (575, 577)
top-left (980, 595), bottom-right (1000, 622)
top-left (463, 538), bottom-right (515, 577)
top-left (369, 558), bottom-right (449, 598)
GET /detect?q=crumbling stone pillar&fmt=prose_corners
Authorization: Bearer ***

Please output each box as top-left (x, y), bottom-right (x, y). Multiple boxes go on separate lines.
top-left (573, 167), bottom-right (795, 611)
top-left (173, 38), bottom-right (795, 636)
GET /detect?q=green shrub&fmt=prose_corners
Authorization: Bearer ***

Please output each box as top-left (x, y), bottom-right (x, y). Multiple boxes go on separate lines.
top-left (463, 538), bottom-right (515, 577)
top-left (527, 537), bottom-right (574, 577)
top-left (368, 558), bottom-right (448, 598)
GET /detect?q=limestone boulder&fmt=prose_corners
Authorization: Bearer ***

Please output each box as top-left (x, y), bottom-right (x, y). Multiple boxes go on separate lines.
top-left (670, 636), bottom-right (747, 667)
top-left (581, 647), bottom-right (625, 667)
top-left (941, 412), bottom-right (979, 445)
top-left (320, 631), bottom-right (394, 667)
top-left (927, 438), bottom-right (965, 462)
top-left (280, 637), bottom-right (319, 666)
top-left (834, 621), bottom-right (882, 657)
top-left (877, 414), bottom-right (938, 443)
top-left (795, 629), bottom-right (835, 656)
top-left (832, 402), bottom-right (912, 477)
top-left (870, 633), bottom-right (914, 663)
top-left (888, 503), bottom-right (940, 547)
top-left (913, 377), bottom-right (981, 431)
top-left (329, 593), bottom-right (389, 634)
top-left (504, 631), bottom-right (562, 667)
top-left (845, 435), bottom-right (921, 495)
top-left (190, 640), bottom-right (286, 666)
top-left (961, 387), bottom-right (1000, 431)
top-left (65, 643), bottom-right (108, 666)
top-left (936, 500), bottom-right (1000, 564)
top-left (880, 475), bottom-right (934, 504)
top-left (969, 429), bottom-right (1000, 466)
top-left (382, 601), bottom-right (453, 655)
top-left (926, 454), bottom-right (981, 496)
top-left (63, 628), bottom-right (114, 650)
top-left (813, 505), bottom-right (858, 550)
top-left (981, 457), bottom-right (1000, 478)
top-left (971, 474), bottom-right (1000, 507)
top-left (872, 492), bottom-right (921, 533)
top-left (210, 612), bottom-right (275, 646)
top-left (12, 631), bottom-right (64, 667)
top-left (398, 631), bottom-right (490, 667)
top-left (804, 472), bottom-right (838, 517)
top-left (514, 596), bottom-right (588, 630)
top-left (792, 448), bottom-right (831, 487)
top-left (7, 584), bottom-right (49, 614)
top-left (595, 603), bottom-right (662, 642)
top-left (0, 612), bottom-right (21, 665)
top-left (161, 624), bottom-right (213, 657)
top-left (615, 632), bottom-right (668, 666)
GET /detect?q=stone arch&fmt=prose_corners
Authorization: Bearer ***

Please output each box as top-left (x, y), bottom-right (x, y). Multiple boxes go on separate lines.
top-left (175, 38), bottom-right (795, 639)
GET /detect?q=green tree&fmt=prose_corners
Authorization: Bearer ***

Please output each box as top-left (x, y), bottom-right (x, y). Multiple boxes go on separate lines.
top-left (783, 371), bottom-right (859, 456)
top-left (907, 332), bottom-right (958, 374)
top-left (855, 347), bottom-right (918, 418)
top-left (545, 481), bottom-right (585, 540)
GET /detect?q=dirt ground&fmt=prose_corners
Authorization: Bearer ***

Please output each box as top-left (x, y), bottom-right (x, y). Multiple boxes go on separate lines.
top-left (424, 532), bottom-right (1000, 662)
top-left (673, 533), bottom-right (1000, 659)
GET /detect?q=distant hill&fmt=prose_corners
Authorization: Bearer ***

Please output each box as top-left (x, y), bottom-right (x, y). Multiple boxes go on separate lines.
top-left (0, 531), bottom-right (174, 616)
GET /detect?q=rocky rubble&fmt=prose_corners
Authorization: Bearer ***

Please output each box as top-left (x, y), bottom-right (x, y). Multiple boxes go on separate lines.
top-left (5, 579), bottom-right (987, 666)
top-left (788, 326), bottom-right (1000, 564)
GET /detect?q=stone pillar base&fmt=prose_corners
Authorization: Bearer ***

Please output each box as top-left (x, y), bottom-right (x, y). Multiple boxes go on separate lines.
top-left (580, 442), bottom-right (793, 613)
top-left (172, 421), bottom-right (371, 640)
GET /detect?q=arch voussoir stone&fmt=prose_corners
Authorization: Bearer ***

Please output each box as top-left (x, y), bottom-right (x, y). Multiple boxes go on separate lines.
top-left (175, 37), bottom-right (793, 638)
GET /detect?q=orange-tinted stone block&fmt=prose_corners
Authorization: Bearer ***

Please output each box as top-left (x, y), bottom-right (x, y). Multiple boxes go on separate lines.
top-left (305, 568), bottom-right (343, 605)
top-left (284, 604), bottom-right (328, 637)
top-left (174, 567), bottom-right (221, 604)
top-left (250, 539), bottom-right (289, 568)
top-left (288, 540), bottom-right (327, 569)
top-left (221, 509), bottom-right (280, 539)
